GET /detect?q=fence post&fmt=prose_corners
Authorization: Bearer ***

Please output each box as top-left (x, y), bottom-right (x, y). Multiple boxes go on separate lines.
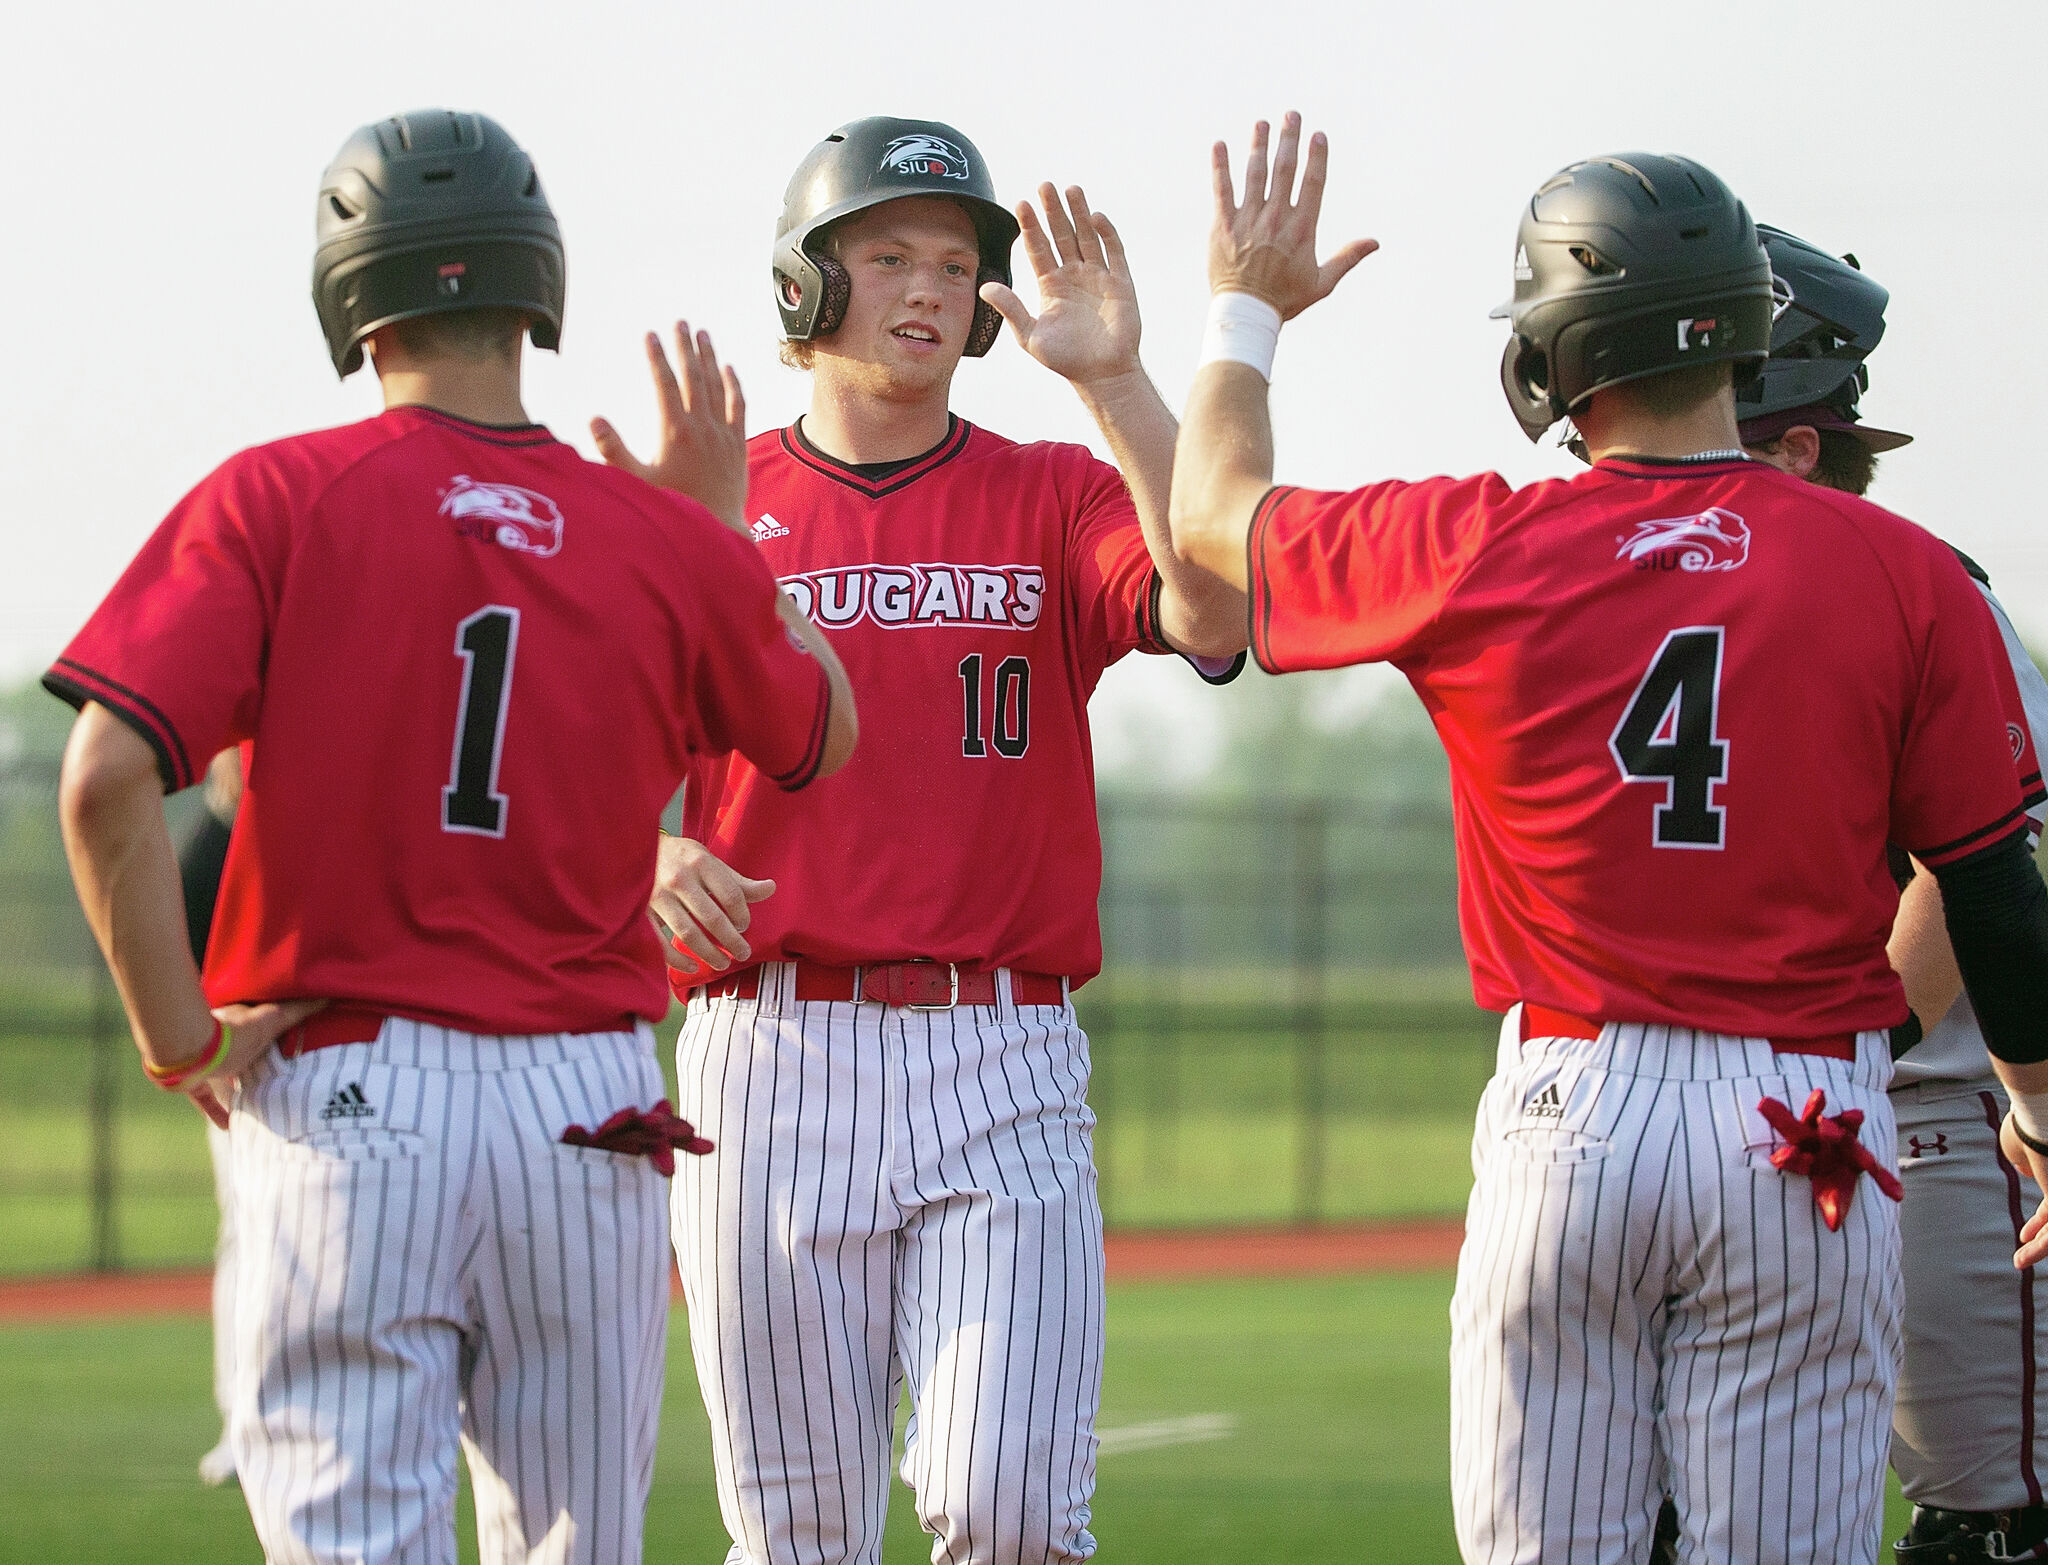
top-left (1291, 800), bottom-right (1330, 1226)
top-left (88, 953), bottom-right (120, 1272)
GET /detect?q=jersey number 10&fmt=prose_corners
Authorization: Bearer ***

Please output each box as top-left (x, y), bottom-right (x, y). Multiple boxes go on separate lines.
top-left (1610, 626), bottom-right (1729, 850)
top-left (959, 653), bottom-right (1030, 759)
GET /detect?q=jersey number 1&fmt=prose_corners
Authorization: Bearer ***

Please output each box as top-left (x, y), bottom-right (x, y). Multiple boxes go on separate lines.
top-left (1610, 626), bottom-right (1728, 849)
top-left (443, 606), bottom-right (520, 837)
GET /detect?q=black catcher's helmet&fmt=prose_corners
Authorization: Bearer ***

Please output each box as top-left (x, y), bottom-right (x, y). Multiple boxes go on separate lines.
top-left (773, 117), bottom-right (1020, 359)
top-left (1494, 153), bottom-right (1774, 441)
top-left (313, 110), bottom-right (564, 378)
top-left (1735, 226), bottom-right (1912, 452)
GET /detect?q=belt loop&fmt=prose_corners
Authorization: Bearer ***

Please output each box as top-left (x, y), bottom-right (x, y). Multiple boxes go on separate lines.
top-left (763, 961), bottom-right (787, 1019)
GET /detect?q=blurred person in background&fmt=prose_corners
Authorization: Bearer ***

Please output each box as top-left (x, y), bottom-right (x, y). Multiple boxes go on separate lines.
top-left (178, 747), bottom-right (242, 1488)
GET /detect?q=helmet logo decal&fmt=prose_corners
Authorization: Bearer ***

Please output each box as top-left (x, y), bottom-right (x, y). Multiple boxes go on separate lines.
top-left (1676, 316), bottom-right (1724, 352)
top-left (1514, 245), bottom-right (1532, 282)
top-left (441, 475), bottom-right (564, 558)
top-left (880, 134), bottom-right (971, 182)
top-left (1616, 508), bottom-right (1751, 573)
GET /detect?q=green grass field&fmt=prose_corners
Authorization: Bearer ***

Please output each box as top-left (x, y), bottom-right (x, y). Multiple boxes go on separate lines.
top-left (1, 1274), bottom-right (1457, 1563)
top-left (0, 1272), bottom-right (1919, 1563)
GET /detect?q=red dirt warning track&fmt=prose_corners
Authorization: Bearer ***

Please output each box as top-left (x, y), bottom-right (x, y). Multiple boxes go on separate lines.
top-left (0, 1219), bottom-right (1465, 1322)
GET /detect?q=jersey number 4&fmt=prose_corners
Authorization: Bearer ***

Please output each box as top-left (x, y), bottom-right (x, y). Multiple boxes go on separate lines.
top-left (1610, 626), bottom-right (1729, 850)
top-left (444, 606), bottom-right (520, 837)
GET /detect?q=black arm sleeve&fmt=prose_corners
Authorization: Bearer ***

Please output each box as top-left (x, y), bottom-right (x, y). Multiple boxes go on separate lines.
top-left (176, 810), bottom-right (233, 967)
top-left (1931, 829), bottom-right (2048, 1064)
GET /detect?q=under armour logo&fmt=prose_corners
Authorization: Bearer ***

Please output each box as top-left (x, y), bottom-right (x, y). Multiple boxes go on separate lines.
top-left (1524, 1082), bottom-right (1564, 1119)
top-left (1907, 1133), bottom-right (1949, 1158)
top-left (320, 1083), bottom-right (375, 1122)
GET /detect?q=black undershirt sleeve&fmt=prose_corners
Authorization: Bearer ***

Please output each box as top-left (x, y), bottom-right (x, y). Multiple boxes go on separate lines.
top-left (1931, 830), bottom-right (2048, 1064)
top-left (177, 810), bottom-right (233, 967)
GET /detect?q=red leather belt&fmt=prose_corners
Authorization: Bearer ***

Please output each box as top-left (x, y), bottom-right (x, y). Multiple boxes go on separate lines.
top-left (277, 1005), bottom-right (387, 1058)
top-left (699, 960), bottom-right (1065, 1009)
top-left (275, 1005), bottom-right (640, 1057)
top-left (1521, 1003), bottom-right (1858, 1062)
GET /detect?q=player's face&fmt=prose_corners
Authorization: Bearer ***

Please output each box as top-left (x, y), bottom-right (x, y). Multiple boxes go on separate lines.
top-left (813, 197), bottom-right (981, 401)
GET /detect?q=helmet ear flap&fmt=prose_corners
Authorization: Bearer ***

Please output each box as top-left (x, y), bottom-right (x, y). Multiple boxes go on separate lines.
top-left (964, 267), bottom-right (1006, 358)
top-left (810, 254), bottom-right (851, 337)
top-left (1500, 334), bottom-right (1563, 443)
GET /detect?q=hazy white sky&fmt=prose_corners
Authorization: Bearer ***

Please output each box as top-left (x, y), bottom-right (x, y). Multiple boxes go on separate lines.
top-left (5, 0), bottom-right (2043, 766)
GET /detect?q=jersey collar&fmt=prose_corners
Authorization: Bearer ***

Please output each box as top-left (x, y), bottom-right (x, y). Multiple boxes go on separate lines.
top-left (780, 414), bottom-right (971, 497)
top-left (391, 404), bottom-right (558, 448)
top-left (1597, 450), bottom-right (1754, 480)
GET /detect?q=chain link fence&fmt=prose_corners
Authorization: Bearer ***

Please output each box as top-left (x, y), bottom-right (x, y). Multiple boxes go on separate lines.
top-left (0, 738), bottom-right (1489, 1276)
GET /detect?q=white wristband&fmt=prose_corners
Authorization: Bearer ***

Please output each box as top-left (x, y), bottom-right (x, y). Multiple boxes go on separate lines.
top-left (2011, 1090), bottom-right (2048, 1147)
top-left (1198, 291), bottom-right (1283, 382)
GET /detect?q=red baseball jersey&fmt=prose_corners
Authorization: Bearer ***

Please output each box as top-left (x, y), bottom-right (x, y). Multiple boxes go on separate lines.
top-left (1248, 453), bottom-right (2045, 1037)
top-left (683, 417), bottom-right (1178, 983)
top-left (48, 405), bottom-right (831, 1034)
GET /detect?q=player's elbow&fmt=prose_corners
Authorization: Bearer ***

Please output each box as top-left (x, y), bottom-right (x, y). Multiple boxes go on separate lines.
top-left (1160, 579), bottom-right (1250, 660)
top-left (58, 704), bottom-right (165, 850)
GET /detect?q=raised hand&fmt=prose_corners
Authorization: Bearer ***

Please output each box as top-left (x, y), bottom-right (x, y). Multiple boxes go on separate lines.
top-left (591, 323), bottom-right (749, 532)
top-left (981, 184), bottom-right (1143, 389)
top-left (1210, 112), bottom-right (1378, 319)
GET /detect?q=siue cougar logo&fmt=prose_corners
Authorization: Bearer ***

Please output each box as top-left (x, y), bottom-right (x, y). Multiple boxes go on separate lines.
top-left (881, 133), bottom-right (971, 182)
top-left (440, 475), bottom-right (564, 559)
top-left (781, 563), bottom-right (1044, 631)
top-left (1616, 507), bottom-right (1750, 573)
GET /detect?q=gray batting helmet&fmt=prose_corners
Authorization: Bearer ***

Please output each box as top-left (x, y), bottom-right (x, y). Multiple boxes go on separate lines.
top-left (1493, 153), bottom-right (1775, 441)
top-left (312, 110), bottom-right (564, 378)
top-left (772, 117), bottom-right (1019, 358)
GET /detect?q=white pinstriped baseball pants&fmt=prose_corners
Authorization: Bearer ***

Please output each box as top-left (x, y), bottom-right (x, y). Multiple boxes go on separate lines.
top-left (671, 965), bottom-right (1104, 1565)
top-left (227, 1019), bottom-right (672, 1565)
top-left (1451, 1007), bottom-right (1902, 1565)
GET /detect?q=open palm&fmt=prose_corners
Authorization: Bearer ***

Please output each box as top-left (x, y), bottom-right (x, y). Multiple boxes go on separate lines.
top-left (982, 184), bottom-right (1142, 386)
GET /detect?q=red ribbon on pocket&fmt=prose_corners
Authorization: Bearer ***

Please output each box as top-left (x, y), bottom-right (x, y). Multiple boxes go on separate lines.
top-left (561, 1099), bottom-right (714, 1176)
top-left (1755, 1088), bottom-right (1903, 1232)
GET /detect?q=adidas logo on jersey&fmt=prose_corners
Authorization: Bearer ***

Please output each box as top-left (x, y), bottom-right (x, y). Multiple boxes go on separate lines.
top-left (320, 1083), bottom-right (376, 1122)
top-left (1524, 1082), bottom-right (1564, 1119)
top-left (750, 514), bottom-right (791, 542)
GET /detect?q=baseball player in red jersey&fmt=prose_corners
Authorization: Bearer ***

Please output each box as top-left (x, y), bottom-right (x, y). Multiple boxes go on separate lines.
top-left (595, 117), bottom-right (1244, 1564)
top-left (1731, 227), bottom-right (2048, 1565)
top-left (1169, 115), bottom-right (2048, 1565)
top-left (49, 110), bottom-right (854, 1565)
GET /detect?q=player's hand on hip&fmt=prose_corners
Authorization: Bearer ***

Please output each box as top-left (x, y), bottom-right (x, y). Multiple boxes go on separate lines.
top-left (1209, 111), bottom-right (1377, 319)
top-left (982, 185), bottom-right (1143, 391)
top-left (186, 997), bottom-right (328, 1130)
top-left (651, 835), bottom-right (774, 972)
top-left (590, 323), bottom-right (749, 533)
